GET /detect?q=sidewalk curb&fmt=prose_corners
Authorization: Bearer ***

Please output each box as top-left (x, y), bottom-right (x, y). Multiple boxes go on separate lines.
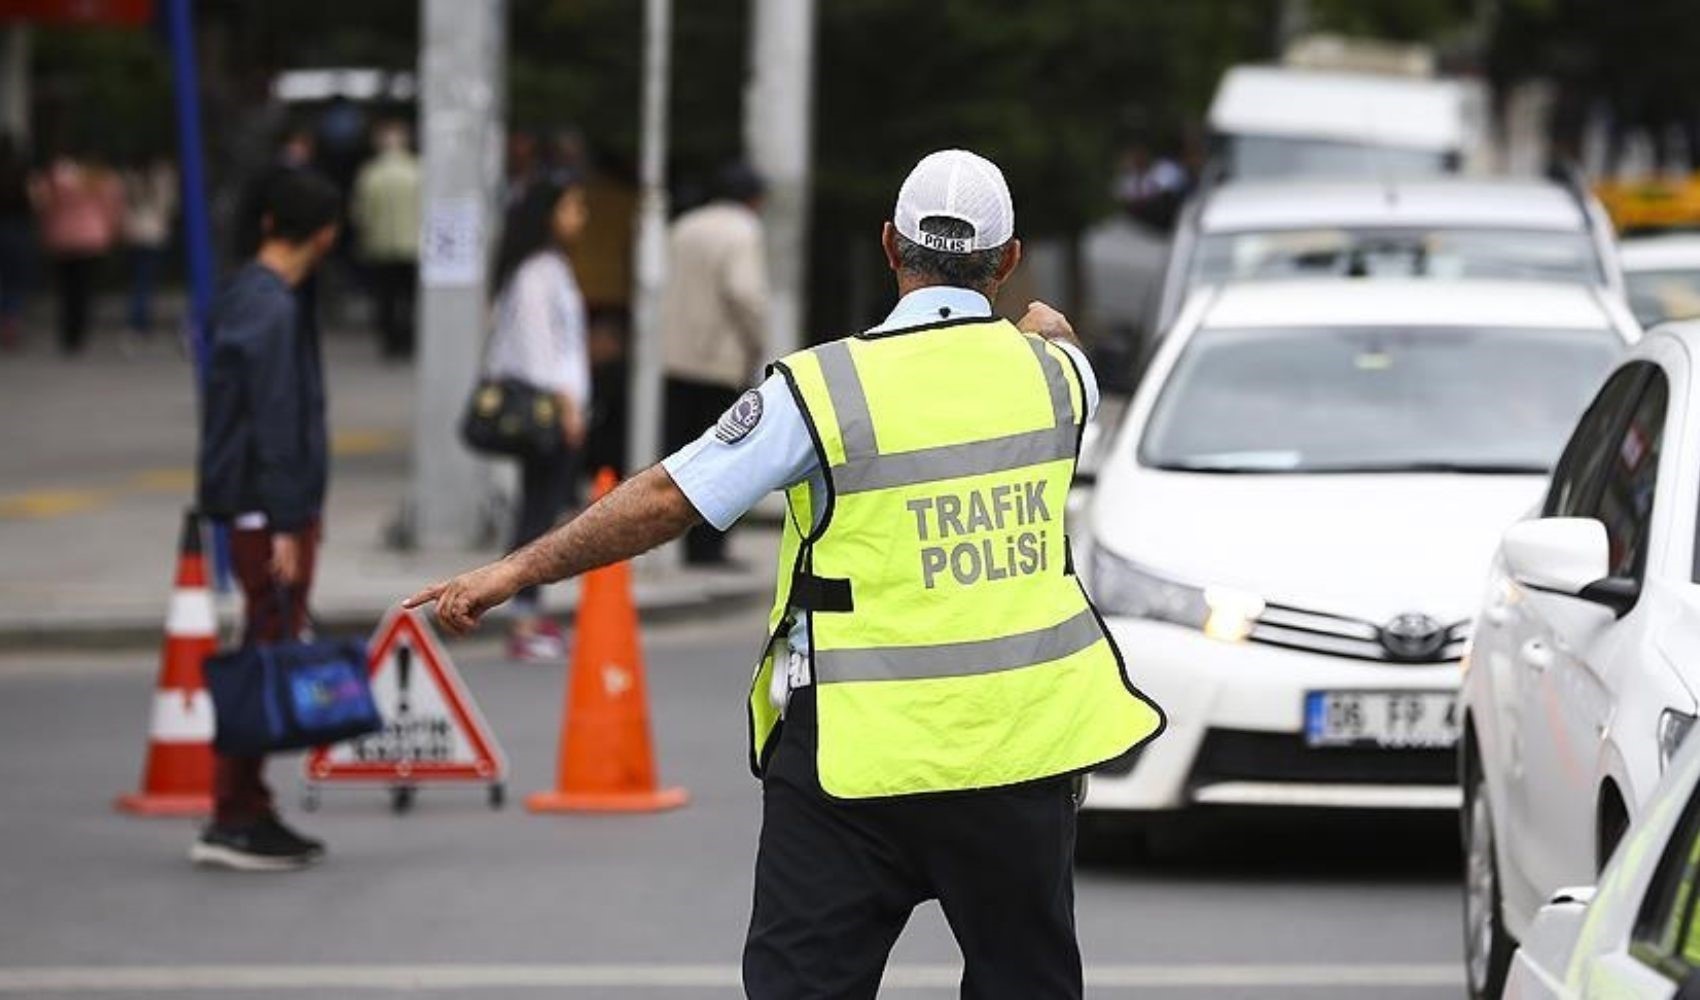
top-left (0, 579), bottom-right (768, 652)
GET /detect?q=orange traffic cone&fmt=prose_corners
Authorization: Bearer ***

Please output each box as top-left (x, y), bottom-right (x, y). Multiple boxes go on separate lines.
top-left (527, 470), bottom-right (688, 814)
top-left (116, 510), bottom-right (217, 816)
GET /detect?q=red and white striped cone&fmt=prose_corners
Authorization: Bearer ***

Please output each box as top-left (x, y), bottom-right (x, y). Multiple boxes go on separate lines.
top-left (115, 510), bottom-right (218, 816)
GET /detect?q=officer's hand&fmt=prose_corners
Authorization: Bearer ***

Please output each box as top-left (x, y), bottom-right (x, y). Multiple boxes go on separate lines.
top-left (403, 561), bottom-right (524, 635)
top-left (1016, 300), bottom-right (1078, 346)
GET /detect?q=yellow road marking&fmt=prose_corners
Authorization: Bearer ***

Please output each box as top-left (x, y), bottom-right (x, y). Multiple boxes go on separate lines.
top-left (129, 468), bottom-right (196, 492)
top-left (332, 428), bottom-right (404, 457)
top-left (0, 428), bottom-right (402, 521)
top-left (0, 488), bottom-right (112, 520)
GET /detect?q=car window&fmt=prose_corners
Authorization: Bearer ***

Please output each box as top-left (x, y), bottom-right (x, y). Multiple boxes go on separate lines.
top-left (1545, 365), bottom-right (1650, 517)
top-left (1138, 325), bottom-right (1621, 473)
top-left (1223, 136), bottom-right (1451, 180)
top-left (1591, 371), bottom-right (1668, 580)
top-left (1193, 228), bottom-right (1604, 288)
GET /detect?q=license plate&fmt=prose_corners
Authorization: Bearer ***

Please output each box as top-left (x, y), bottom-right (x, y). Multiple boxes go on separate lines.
top-left (1304, 690), bottom-right (1459, 749)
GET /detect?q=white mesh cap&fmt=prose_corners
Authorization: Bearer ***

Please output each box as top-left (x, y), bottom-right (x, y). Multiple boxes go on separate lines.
top-left (893, 149), bottom-right (1015, 254)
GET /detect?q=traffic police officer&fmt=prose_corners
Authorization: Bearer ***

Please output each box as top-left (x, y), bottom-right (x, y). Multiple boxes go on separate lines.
top-left (407, 149), bottom-right (1164, 999)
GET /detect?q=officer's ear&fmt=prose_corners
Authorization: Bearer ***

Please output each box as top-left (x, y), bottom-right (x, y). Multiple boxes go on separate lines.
top-left (982, 238), bottom-right (1022, 300)
top-left (881, 221), bottom-right (902, 274)
top-left (994, 239), bottom-right (1022, 285)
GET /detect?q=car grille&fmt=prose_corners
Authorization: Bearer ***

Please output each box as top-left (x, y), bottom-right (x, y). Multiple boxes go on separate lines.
top-left (1248, 602), bottom-right (1470, 664)
top-left (1190, 729), bottom-right (1457, 787)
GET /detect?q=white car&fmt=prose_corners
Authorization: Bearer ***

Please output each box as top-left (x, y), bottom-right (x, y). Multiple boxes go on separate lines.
top-left (1155, 176), bottom-right (1623, 333)
top-left (1500, 707), bottom-right (1700, 999)
top-left (1079, 278), bottom-right (1635, 833)
top-left (1463, 323), bottom-right (1700, 999)
top-left (1622, 235), bottom-right (1700, 329)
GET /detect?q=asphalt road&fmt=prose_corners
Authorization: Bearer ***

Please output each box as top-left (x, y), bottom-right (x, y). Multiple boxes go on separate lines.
top-left (0, 608), bottom-right (1464, 998)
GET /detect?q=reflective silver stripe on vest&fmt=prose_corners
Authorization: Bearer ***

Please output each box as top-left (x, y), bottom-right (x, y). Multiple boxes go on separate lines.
top-left (836, 424), bottom-right (1077, 495)
top-left (815, 340), bottom-right (877, 460)
top-left (817, 607), bottom-right (1103, 682)
top-left (1027, 337), bottom-right (1075, 427)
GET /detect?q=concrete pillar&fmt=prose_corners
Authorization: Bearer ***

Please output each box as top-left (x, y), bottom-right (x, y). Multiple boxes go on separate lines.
top-left (410, 0), bottom-right (505, 548)
top-left (744, 0), bottom-right (815, 358)
top-left (625, 0), bottom-right (673, 475)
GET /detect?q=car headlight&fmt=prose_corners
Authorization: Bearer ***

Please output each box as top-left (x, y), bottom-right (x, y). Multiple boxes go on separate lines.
top-left (1658, 709), bottom-right (1696, 772)
top-left (1088, 546), bottom-right (1265, 642)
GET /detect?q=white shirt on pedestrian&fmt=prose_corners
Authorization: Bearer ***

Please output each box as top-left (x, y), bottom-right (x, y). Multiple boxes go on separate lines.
top-left (484, 251), bottom-right (591, 407)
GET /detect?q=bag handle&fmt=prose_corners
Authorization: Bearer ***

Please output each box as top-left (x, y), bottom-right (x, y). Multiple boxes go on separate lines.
top-left (270, 581), bottom-right (318, 641)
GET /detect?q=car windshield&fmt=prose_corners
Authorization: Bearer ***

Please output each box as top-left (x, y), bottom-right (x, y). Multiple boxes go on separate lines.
top-left (1626, 268), bottom-right (1700, 326)
top-left (1224, 136), bottom-right (1452, 180)
top-left (1192, 228), bottom-right (1604, 287)
top-left (1140, 325), bottom-right (1622, 474)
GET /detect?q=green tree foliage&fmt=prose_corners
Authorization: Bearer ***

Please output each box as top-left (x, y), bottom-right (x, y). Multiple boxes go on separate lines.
top-left (30, 27), bottom-right (173, 159)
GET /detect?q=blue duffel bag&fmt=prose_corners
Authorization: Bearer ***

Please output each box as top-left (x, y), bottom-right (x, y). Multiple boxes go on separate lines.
top-left (205, 635), bottom-right (380, 757)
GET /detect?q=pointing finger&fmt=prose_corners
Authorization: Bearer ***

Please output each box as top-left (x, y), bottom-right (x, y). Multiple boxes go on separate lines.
top-left (402, 582), bottom-right (447, 609)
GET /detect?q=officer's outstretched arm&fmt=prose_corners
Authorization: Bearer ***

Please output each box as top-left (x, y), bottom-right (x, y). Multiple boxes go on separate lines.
top-left (403, 465), bottom-right (702, 635)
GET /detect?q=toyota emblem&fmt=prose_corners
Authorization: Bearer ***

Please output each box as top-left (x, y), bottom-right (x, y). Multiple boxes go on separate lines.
top-left (1381, 613), bottom-right (1447, 661)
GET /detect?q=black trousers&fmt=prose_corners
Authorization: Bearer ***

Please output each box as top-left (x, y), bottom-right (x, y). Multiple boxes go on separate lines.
top-left (510, 447), bottom-right (579, 609)
top-left (663, 376), bottom-right (741, 564)
top-left (369, 260), bottom-right (417, 358)
top-left (54, 254), bottom-right (97, 354)
top-left (744, 687), bottom-right (1083, 1000)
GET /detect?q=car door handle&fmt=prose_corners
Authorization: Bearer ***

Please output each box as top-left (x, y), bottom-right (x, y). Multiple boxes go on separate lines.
top-left (1520, 639), bottom-right (1555, 672)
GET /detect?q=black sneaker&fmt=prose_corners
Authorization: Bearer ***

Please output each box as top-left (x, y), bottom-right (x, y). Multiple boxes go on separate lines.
top-left (259, 815), bottom-right (326, 860)
top-left (189, 820), bottom-right (318, 871)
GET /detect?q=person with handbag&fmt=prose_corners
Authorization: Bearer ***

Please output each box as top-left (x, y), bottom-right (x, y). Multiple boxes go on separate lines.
top-left (194, 170), bottom-right (343, 871)
top-left (481, 172), bottom-right (592, 662)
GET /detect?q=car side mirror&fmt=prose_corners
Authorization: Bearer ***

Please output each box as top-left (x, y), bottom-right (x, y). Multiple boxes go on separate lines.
top-left (1502, 518), bottom-right (1637, 617)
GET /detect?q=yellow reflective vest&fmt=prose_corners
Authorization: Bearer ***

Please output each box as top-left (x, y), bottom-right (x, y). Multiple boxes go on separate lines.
top-left (750, 316), bottom-right (1165, 799)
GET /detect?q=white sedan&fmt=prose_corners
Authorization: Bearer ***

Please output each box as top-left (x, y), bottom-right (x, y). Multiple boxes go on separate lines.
top-left (1501, 709), bottom-right (1700, 998)
top-left (1463, 322), bottom-right (1700, 999)
top-left (1153, 175), bottom-right (1623, 334)
top-left (1080, 277), bottom-right (1635, 834)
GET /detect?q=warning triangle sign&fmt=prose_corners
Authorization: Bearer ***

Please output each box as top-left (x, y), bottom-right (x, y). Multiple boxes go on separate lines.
top-left (305, 608), bottom-right (506, 784)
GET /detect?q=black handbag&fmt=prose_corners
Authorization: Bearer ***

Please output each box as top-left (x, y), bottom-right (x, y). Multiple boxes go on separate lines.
top-left (459, 376), bottom-right (562, 459)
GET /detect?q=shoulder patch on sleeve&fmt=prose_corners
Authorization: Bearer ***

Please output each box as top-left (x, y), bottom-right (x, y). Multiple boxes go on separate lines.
top-left (714, 389), bottom-right (764, 444)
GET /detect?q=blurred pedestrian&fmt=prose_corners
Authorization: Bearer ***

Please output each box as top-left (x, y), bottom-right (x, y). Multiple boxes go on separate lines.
top-left (0, 133), bottom-right (30, 351)
top-left (120, 152), bottom-right (178, 345)
top-left (483, 174), bottom-right (592, 662)
top-left (351, 121), bottom-right (420, 359)
top-left (193, 170), bottom-right (342, 871)
top-left (405, 149), bottom-right (1162, 998)
top-left (31, 148), bottom-right (122, 355)
top-left (660, 161), bottom-right (768, 568)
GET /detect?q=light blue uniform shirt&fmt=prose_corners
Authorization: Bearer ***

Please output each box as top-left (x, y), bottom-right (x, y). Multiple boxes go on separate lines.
top-left (661, 286), bottom-right (1099, 707)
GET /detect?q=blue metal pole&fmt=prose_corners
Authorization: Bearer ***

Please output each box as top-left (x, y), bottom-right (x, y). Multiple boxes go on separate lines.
top-left (163, 0), bottom-right (214, 380)
top-left (162, 0), bottom-right (231, 590)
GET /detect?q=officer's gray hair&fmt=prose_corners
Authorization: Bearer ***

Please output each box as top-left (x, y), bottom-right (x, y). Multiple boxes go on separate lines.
top-left (893, 216), bottom-right (1006, 293)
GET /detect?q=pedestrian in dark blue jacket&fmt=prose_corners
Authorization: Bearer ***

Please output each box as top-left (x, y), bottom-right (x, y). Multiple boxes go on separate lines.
top-left (193, 169), bottom-right (341, 871)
